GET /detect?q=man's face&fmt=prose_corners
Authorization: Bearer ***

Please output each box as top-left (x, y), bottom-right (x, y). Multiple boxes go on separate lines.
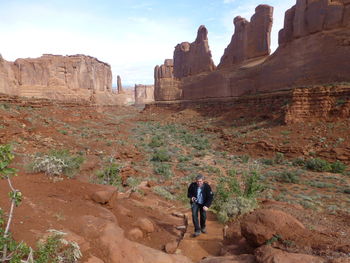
top-left (196, 179), bottom-right (204, 187)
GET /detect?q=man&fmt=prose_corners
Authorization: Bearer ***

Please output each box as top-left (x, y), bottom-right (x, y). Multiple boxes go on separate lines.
top-left (187, 174), bottom-right (214, 237)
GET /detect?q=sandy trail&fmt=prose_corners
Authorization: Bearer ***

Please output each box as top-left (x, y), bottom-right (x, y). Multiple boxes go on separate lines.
top-left (179, 211), bottom-right (224, 262)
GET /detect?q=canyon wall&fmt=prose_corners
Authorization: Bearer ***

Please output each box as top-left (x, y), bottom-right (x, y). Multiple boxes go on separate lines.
top-left (0, 54), bottom-right (128, 105)
top-left (135, 84), bottom-right (155, 105)
top-left (154, 0), bottom-right (350, 102)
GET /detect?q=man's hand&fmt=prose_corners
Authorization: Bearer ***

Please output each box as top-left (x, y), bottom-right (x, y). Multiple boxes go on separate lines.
top-left (191, 197), bottom-right (196, 202)
top-left (203, 206), bottom-right (209, 211)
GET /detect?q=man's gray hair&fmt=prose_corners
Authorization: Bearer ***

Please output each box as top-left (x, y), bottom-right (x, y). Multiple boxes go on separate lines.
top-left (195, 174), bottom-right (205, 181)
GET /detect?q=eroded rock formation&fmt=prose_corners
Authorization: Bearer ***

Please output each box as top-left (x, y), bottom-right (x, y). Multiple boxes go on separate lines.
top-left (219, 5), bottom-right (273, 68)
top-left (117, 75), bottom-right (123, 93)
top-left (135, 84), bottom-right (154, 105)
top-left (173, 25), bottom-right (216, 78)
top-left (154, 0), bottom-right (350, 103)
top-left (0, 54), bottom-right (129, 105)
top-left (154, 59), bottom-right (182, 101)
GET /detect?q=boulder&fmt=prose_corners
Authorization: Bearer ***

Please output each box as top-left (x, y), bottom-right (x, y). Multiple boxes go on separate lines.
top-left (128, 228), bottom-right (144, 240)
top-left (86, 256), bottom-right (105, 263)
top-left (199, 254), bottom-right (256, 263)
top-left (329, 258), bottom-right (350, 263)
top-left (134, 218), bottom-right (155, 233)
top-left (255, 245), bottom-right (325, 263)
top-left (91, 189), bottom-right (118, 207)
top-left (241, 209), bottom-right (305, 247)
top-left (165, 241), bottom-right (178, 254)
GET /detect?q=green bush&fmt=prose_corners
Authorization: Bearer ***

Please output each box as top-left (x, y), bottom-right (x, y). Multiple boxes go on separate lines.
top-left (148, 135), bottom-right (164, 148)
top-left (31, 150), bottom-right (84, 177)
top-left (152, 186), bottom-right (175, 200)
top-left (35, 230), bottom-right (81, 263)
top-left (275, 170), bottom-right (301, 184)
top-left (304, 158), bottom-right (347, 173)
top-left (292, 157), bottom-right (306, 167)
top-left (213, 169), bottom-right (265, 223)
top-left (305, 158), bottom-right (331, 172)
top-left (151, 148), bottom-right (171, 162)
top-left (153, 163), bottom-right (173, 179)
top-left (96, 160), bottom-right (123, 187)
top-left (216, 196), bottom-right (258, 223)
top-left (330, 160), bottom-right (347, 173)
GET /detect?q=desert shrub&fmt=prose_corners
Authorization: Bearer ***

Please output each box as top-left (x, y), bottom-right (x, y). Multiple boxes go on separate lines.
top-left (96, 159), bottom-right (123, 187)
top-left (307, 181), bottom-right (336, 188)
top-left (31, 150), bottom-right (84, 177)
top-left (305, 158), bottom-right (332, 172)
top-left (153, 163), bottom-right (173, 179)
top-left (304, 158), bottom-right (347, 173)
top-left (216, 197), bottom-right (258, 223)
top-left (274, 170), bottom-right (301, 184)
top-left (330, 160), bottom-right (347, 173)
top-left (152, 186), bottom-right (175, 200)
top-left (177, 155), bottom-right (192, 162)
top-left (261, 153), bottom-right (285, 166)
top-left (151, 148), bottom-right (171, 162)
top-left (125, 177), bottom-right (141, 191)
top-left (35, 230), bottom-right (81, 263)
top-left (148, 135), bottom-right (164, 148)
top-left (213, 169), bottom-right (265, 223)
top-left (273, 152), bottom-right (285, 164)
top-left (344, 189), bottom-right (350, 194)
top-left (292, 157), bottom-right (306, 167)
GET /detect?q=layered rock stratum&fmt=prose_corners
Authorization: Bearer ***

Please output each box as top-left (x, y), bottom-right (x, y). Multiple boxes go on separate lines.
top-left (0, 54), bottom-right (129, 105)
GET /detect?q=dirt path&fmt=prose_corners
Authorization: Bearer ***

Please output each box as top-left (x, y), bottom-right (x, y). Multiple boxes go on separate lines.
top-left (179, 211), bottom-right (224, 262)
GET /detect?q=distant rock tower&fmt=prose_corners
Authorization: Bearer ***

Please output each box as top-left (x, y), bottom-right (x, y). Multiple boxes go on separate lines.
top-left (117, 75), bottom-right (123, 93)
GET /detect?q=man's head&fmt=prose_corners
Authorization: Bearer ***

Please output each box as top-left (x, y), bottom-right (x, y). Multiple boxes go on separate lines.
top-left (195, 174), bottom-right (204, 187)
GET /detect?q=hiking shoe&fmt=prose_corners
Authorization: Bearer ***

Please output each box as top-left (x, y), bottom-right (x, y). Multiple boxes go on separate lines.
top-left (201, 228), bottom-right (207, 234)
top-left (193, 231), bottom-right (201, 237)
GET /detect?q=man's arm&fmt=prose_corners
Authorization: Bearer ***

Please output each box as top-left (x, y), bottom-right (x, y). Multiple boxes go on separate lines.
top-left (203, 184), bottom-right (214, 208)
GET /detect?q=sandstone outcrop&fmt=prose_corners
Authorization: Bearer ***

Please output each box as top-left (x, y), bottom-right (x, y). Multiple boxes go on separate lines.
top-left (154, 59), bottom-right (182, 101)
top-left (117, 75), bottom-right (123, 93)
top-left (135, 84), bottom-right (154, 104)
top-left (154, 1), bottom-right (350, 103)
top-left (173, 25), bottom-right (216, 79)
top-left (0, 54), bottom-right (128, 105)
top-left (284, 85), bottom-right (350, 124)
top-left (219, 5), bottom-right (273, 68)
top-left (255, 245), bottom-right (325, 263)
top-left (241, 209), bottom-right (305, 247)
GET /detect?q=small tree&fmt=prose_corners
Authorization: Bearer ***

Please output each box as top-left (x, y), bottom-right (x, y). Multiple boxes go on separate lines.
top-left (0, 144), bottom-right (28, 262)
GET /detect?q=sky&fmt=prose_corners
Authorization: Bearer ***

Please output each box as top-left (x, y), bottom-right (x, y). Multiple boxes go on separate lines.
top-left (0, 0), bottom-right (296, 86)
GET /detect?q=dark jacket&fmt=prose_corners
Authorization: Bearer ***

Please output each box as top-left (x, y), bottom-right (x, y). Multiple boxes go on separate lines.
top-left (187, 182), bottom-right (214, 208)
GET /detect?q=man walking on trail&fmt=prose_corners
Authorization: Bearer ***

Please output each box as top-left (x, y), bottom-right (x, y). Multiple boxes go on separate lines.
top-left (187, 174), bottom-right (214, 237)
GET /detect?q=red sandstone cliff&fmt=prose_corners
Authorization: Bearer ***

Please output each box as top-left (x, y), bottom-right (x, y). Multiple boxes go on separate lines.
top-left (219, 5), bottom-right (273, 68)
top-left (154, 0), bottom-right (350, 103)
top-left (154, 59), bottom-right (181, 101)
top-left (0, 54), bottom-right (129, 105)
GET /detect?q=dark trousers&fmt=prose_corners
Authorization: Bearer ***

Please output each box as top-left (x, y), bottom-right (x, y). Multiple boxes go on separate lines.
top-left (191, 203), bottom-right (206, 232)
